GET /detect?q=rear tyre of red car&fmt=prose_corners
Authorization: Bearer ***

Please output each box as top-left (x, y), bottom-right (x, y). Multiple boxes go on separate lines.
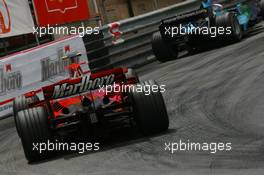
top-left (13, 95), bottom-right (39, 116)
top-left (16, 107), bottom-right (53, 162)
top-left (215, 12), bottom-right (242, 42)
top-left (130, 80), bottom-right (169, 135)
top-left (151, 31), bottom-right (178, 62)
top-left (13, 95), bottom-right (39, 137)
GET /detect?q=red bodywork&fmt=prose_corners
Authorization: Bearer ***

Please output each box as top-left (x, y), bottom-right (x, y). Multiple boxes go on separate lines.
top-left (29, 67), bottom-right (137, 127)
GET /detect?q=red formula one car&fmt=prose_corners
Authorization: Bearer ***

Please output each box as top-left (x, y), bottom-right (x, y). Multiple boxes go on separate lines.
top-left (13, 52), bottom-right (169, 162)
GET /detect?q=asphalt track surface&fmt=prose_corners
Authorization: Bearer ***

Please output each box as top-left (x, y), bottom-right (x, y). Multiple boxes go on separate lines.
top-left (0, 23), bottom-right (264, 175)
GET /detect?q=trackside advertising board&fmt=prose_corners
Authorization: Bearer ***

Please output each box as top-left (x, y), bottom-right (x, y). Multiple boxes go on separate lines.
top-left (33, 0), bottom-right (90, 26)
top-left (0, 0), bottom-right (35, 38)
top-left (0, 36), bottom-right (89, 118)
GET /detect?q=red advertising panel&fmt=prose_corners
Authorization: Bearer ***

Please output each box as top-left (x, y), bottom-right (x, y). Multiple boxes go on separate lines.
top-left (33, 0), bottom-right (90, 26)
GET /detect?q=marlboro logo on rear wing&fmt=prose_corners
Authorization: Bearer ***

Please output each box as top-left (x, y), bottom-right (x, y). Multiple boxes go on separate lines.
top-left (42, 68), bottom-right (126, 100)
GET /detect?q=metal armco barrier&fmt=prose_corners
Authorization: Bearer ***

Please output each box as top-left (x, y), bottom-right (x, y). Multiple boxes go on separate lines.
top-left (84, 0), bottom-right (254, 71)
top-left (85, 0), bottom-right (201, 71)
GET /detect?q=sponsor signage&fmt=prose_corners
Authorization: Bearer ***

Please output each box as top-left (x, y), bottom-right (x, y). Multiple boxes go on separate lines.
top-left (0, 0), bottom-right (35, 38)
top-left (43, 74), bottom-right (115, 99)
top-left (0, 64), bottom-right (22, 95)
top-left (33, 0), bottom-right (90, 26)
top-left (0, 36), bottom-right (89, 117)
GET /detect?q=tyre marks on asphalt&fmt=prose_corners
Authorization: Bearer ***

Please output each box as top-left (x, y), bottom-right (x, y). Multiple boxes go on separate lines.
top-left (0, 23), bottom-right (264, 175)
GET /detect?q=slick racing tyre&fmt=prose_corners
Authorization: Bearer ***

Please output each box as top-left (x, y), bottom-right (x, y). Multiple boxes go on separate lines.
top-left (16, 107), bottom-right (53, 162)
top-left (130, 80), bottom-right (169, 135)
top-left (151, 31), bottom-right (178, 62)
top-left (215, 12), bottom-right (242, 42)
top-left (13, 95), bottom-right (39, 137)
top-left (13, 95), bottom-right (39, 117)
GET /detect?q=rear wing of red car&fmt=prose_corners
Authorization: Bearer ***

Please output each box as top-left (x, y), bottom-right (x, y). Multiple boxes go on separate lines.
top-left (42, 68), bottom-right (127, 100)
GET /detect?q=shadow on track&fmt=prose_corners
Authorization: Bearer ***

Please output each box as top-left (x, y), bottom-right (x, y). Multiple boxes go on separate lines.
top-left (30, 127), bottom-right (176, 165)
